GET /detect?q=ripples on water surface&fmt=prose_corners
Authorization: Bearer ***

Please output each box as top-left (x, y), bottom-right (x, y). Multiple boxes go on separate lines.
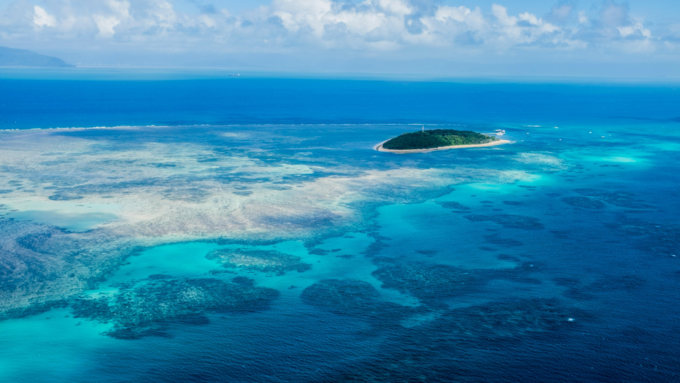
top-left (0, 78), bottom-right (679, 382)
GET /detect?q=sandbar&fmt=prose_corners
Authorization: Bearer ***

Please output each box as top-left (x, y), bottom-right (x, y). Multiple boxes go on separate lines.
top-left (374, 139), bottom-right (511, 154)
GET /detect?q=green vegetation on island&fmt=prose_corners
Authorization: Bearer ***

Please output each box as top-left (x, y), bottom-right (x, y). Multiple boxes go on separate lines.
top-left (382, 129), bottom-right (497, 150)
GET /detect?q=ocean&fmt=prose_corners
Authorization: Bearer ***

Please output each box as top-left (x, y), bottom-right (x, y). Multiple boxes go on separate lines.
top-left (0, 70), bottom-right (679, 382)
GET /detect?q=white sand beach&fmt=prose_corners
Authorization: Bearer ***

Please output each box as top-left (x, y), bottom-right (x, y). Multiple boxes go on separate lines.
top-left (375, 139), bottom-right (511, 154)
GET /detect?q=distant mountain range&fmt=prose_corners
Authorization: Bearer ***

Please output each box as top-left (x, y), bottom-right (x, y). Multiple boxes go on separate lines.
top-left (0, 46), bottom-right (74, 67)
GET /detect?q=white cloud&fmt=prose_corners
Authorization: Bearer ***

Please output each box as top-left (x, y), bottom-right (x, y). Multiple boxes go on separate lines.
top-left (375, 0), bottom-right (412, 16)
top-left (94, 14), bottom-right (121, 37)
top-left (33, 6), bottom-right (56, 29)
top-left (618, 23), bottom-right (651, 39)
top-left (0, 0), bottom-right (675, 61)
top-left (435, 6), bottom-right (472, 23)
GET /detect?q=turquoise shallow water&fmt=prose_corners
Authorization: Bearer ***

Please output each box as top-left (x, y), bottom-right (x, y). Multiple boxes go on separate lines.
top-left (0, 308), bottom-right (117, 381)
top-left (0, 78), bottom-right (679, 382)
top-left (103, 243), bottom-right (224, 286)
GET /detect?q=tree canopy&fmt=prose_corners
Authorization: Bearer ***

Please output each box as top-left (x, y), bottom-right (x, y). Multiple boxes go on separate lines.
top-left (383, 129), bottom-right (496, 150)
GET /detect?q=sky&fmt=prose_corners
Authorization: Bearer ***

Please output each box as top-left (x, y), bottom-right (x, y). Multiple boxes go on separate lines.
top-left (1, 0), bottom-right (679, 78)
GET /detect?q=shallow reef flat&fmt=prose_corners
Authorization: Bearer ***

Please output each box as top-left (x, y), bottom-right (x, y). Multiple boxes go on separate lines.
top-left (1, 122), bottom-right (680, 382)
top-left (0, 124), bottom-right (535, 319)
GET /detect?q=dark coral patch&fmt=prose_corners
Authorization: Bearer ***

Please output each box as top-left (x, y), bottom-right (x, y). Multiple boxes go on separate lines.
top-left (436, 298), bottom-right (579, 339)
top-left (574, 189), bottom-right (650, 209)
top-left (415, 250), bottom-right (438, 257)
top-left (560, 274), bottom-right (645, 301)
top-left (561, 196), bottom-right (606, 209)
top-left (484, 234), bottom-right (524, 248)
top-left (589, 275), bottom-right (645, 291)
top-left (301, 279), bottom-right (410, 321)
top-left (609, 217), bottom-right (680, 257)
top-left (207, 248), bottom-right (311, 275)
top-left (435, 201), bottom-right (470, 210)
top-left (48, 194), bottom-right (84, 201)
top-left (372, 262), bottom-right (482, 303)
top-left (324, 298), bottom-right (586, 382)
top-left (465, 214), bottom-right (544, 230)
top-left (309, 248), bottom-right (329, 255)
top-left (71, 277), bottom-right (278, 339)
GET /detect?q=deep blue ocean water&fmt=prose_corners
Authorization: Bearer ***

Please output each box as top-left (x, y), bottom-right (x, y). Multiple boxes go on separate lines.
top-left (0, 71), bottom-right (679, 382)
top-left (1, 73), bottom-right (679, 129)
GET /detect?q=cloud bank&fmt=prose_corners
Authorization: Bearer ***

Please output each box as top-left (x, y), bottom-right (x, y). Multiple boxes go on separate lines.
top-left (0, 0), bottom-right (679, 75)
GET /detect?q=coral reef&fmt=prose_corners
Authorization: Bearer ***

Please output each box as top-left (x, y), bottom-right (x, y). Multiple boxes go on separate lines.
top-left (206, 249), bottom-right (311, 275)
top-left (561, 196), bottom-right (606, 209)
top-left (71, 276), bottom-right (278, 339)
top-left (465, 214), bottom-right (544, 230)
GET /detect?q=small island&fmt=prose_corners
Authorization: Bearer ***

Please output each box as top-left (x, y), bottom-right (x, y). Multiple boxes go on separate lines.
top-left (376, 129), bottom-right (510, 153)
